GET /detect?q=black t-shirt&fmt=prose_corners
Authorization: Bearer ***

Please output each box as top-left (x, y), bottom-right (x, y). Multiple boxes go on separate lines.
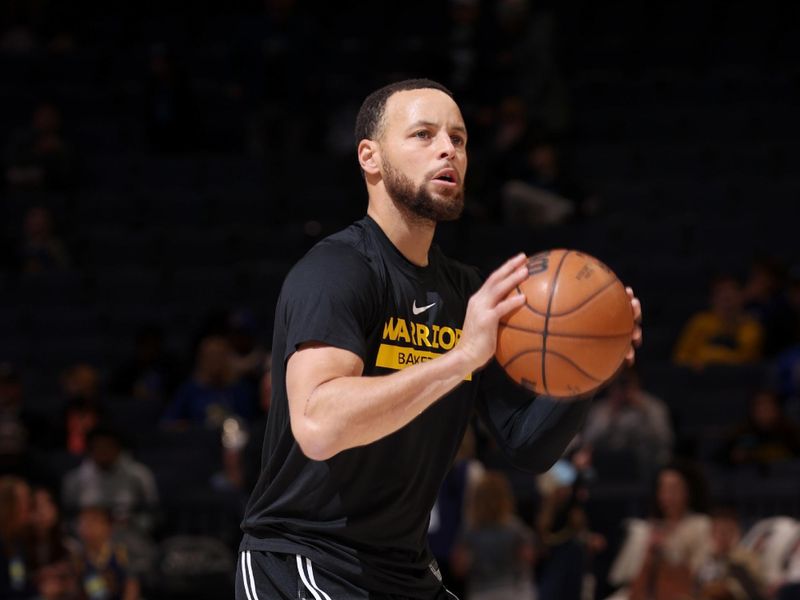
top-left (240, 215), bottom-right (590, 597)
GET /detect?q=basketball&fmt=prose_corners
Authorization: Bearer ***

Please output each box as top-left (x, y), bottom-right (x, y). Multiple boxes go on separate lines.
top-left (496, 249), bottom-right (635, 398)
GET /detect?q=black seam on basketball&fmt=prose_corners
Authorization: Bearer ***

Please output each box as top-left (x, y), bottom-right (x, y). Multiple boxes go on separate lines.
top-left (542, 350), bottom-right (603, 382)
top-left (500, 322), bottom-right (633, 338)
top-left (549, 277), bottom-right (618, 317)
top-left (500, 347), bottom-right (544, 369)
top-left (502, 348), bottom-right (602, 383)
top-left (522, 302), bottom-right (548, 317)
top-left (542, 251), bottom-right (569, 394)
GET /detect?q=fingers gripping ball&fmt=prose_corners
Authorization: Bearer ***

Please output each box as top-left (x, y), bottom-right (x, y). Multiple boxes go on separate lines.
top-left (496, 249), bottom-right (634, 398)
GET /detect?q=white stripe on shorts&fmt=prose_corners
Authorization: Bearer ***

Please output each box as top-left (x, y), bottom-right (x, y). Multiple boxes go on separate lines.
top-left (296, 554), bottom-right (333, 600)
top-left (305, 557), bottom-right (333, 600)
top-left (240, 553), bottom-right (254, 600)
top-left (443, 586), bottom-right (460, 600)
top-left (245, 551), bottom-right (261, 600)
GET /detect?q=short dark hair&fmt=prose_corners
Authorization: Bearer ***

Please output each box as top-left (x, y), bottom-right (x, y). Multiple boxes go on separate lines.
top-left (354, 78), bottom-right (454, 146)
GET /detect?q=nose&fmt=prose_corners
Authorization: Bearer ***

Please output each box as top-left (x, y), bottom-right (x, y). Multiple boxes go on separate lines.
top-left (436, 131), bottom-right (456, 159)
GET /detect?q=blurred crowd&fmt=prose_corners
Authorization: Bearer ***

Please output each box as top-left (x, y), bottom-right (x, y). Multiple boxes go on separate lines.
top-left (1, 0), bottom-right (800, 599)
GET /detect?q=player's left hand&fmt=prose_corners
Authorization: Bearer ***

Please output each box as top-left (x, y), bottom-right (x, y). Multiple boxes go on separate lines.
top-left (625, 287), bottom-right (642, 366)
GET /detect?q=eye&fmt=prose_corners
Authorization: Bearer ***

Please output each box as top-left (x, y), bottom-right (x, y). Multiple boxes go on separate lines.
top-left (414, 130), bottom-right (431, 140)
top-left (451, 135), bottom-right (465, 146)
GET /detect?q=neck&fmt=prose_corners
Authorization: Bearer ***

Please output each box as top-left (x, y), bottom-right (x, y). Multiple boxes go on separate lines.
top-left (367, 192), bottom-right (436, 267)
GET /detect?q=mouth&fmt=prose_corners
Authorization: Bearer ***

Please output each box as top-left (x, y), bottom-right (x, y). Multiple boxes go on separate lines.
top-left (431, 168), bottom-right (459, 187)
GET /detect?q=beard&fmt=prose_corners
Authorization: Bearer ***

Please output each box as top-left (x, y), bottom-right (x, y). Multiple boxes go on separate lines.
top-left (382, 158), bottom-right (464, 223)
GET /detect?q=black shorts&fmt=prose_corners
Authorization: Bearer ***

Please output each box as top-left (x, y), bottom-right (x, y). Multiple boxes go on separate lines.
top-left (235, 550), bottom-right (460, 600)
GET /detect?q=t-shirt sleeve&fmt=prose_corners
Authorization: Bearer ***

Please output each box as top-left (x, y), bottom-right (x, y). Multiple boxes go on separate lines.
top-left (278, 242), bottom-right (378, 363)
top-left (475, 360), bottom-right (591, 473)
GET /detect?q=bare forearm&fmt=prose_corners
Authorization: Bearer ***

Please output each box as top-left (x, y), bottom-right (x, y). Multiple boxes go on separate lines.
top-left (297, 349), bottom-right (474, 460)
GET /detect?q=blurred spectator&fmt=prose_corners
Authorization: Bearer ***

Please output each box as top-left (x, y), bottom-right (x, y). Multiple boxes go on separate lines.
top-left (739, 517), bottom-right (800, 593)
top-left (242, 353), bottom-right (273, 493)
top-left (630, 464), bottom-right (711, 600)
top-left (428, 425), bottom-right (484, 598)
top-left (451, 470), bottom-right (536, 600)
top-left (29, 487), bottom-right (76, 573)
top-left (536, 448), bottom-right (605, 600)
top-left (58, 364), bottom-right (103, 456)
top-left (695, 506), bottom-right (767, 600)
top-left (0, 475), bottom-right (35, 599)
top-left (19, 206), bottom-right (70, 275)
top-left (501, 138), bottom-right (599, 228)
top-left (61, 364), bottom-right (100, 405)
top-left (163, 335), bottom-right (256, 428)
top-left (673, 274), bottom-right (764, 369)
top-left (33, 556), bottom-right (82, 600)
top-left (62, 427), bottom-right (159, 537)
top-left (717, 390), bottom-right (800, 469)
top-left (227, 308), bottom-right (268, 392)
top-left (75, 506), bottom-right (139, 600)
top-left (4, 102), bottom-right (78, 191)
top-left (110, 325), bottom-right (181, 406)
top-left (582, 367), bottom-right (673, 480)
top-left (210, 416), bottom-right (249, 496)
top-left (144, 44), bottom-right (196, 153)
top-left (743, 257), bottom-right (797, 356)
top-left (213, 352), bottom-right (274, 498)
top-left (609, 462), bottom-right (711, 599)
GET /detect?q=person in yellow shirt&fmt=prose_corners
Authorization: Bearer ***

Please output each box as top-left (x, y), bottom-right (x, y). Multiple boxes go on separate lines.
top-left (674, 275), bottom-right (764, 369)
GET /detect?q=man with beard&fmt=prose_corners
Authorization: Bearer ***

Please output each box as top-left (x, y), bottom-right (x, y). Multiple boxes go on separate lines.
top-left (237, 79), bottom-right (642, 600)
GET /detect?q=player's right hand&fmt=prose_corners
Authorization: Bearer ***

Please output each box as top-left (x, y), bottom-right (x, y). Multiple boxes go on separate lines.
top-left (455, 253), bottom-right (529, 372)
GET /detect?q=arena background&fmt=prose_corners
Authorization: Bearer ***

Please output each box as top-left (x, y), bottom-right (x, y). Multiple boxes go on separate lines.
top-left (1, 0), bottom-right (799, 598)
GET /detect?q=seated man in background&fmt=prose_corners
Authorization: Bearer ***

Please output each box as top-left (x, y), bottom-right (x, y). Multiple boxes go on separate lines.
top-left (582, 367), bottom-right (673, 480)
top-left (718, 389), bottom-right (800, 469)
top-left (673, 274), bottom-right (764, 369)
top-left (62, 427), bottom-right (159, 537)
top-left (163, 335), bottom-right (256, 428)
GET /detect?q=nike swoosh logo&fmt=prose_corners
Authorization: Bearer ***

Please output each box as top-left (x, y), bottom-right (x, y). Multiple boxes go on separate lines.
top-left (412, 300), bottom-right (437, 315)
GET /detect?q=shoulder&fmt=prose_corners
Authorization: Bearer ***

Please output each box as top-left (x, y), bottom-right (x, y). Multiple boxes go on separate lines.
top-left (285, 233), bottom-right (377, 293)
top-left (121, 455), bottom-right (155, 479)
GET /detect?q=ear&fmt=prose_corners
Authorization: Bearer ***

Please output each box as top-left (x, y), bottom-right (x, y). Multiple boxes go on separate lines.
top-left (358, 140), bottom-right (381, 176)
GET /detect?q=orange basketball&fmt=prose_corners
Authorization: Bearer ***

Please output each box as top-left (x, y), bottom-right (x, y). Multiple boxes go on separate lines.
top-left (496, 249), bottom-right (634, 398)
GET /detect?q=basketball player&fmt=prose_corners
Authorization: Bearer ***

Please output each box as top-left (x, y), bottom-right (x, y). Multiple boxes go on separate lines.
top-left (237, 79), bottom-right (642, 600)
